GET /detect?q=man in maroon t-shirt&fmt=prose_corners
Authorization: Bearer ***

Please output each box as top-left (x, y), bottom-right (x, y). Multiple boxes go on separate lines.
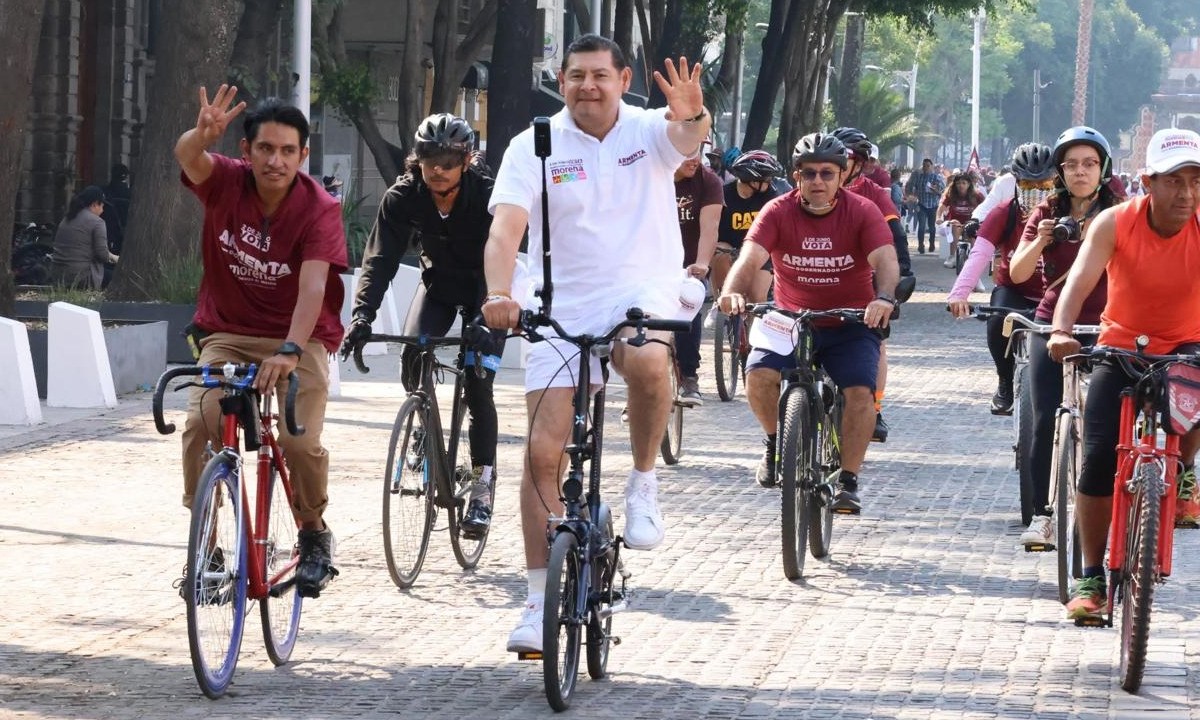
top-left (718, 132), bottom-right (898, 513)
top-left (673, 154), bottom-right (724, 404)
top-left (176, 85), bottom-right (347, 599)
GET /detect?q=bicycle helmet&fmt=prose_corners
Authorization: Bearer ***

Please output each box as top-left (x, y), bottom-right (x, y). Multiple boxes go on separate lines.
top-left (414, 113), bottom-right (475, 154)
top-left (728, 150), bottom-right (784, 182)
top-left (791, 132), bottom-right (848, 169)
top-left (832, 127), bottom-right (872, 161)
top-left (722, 146), bottom-right (742, 169)
top-left (1052, 125), bottom-right (1112, 181)
top-left (1010, 142), bottom-right (1056, 182)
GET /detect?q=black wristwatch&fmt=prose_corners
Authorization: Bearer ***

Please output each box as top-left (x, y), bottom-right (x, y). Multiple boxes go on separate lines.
top-left (275, 341), bottom-right (304, 358)
top-left (876, 294), bottom-right (899, 308)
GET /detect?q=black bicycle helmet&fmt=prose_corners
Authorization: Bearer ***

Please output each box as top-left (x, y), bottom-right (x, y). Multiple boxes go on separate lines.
top-left (792, 132), bottom-right (848, 169)
top-left (1051, 125), bottom-right (1112, 181)
top-left (832, 127), bottom-right (873, 161)
top-left (728, 150), bottom-right (784, 182)
top-left (1010, 142), bottom-right (1055, 182)
top-left (414, 113), bottom-right (475, 154)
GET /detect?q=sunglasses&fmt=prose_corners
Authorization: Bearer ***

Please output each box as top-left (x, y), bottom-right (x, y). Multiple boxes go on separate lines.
top-left (417, 152), bottom-right (467, 171)
top-left (798, 168), bottom-right (839, 182)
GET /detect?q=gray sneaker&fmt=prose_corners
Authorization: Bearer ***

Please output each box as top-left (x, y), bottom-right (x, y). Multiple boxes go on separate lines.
top-left (678, 376), bottom-right (703, 407)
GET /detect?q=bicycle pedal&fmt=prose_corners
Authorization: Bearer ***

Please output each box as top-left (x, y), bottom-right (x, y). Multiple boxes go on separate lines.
top-left (1023, 542), bottom-right (1055, 552)
top-left (1174, 519), bottom-right (1200, 529)
top-left (831, 507), bottom-right (861, 515)
top-left (516, 651), bottom-right (544, 661)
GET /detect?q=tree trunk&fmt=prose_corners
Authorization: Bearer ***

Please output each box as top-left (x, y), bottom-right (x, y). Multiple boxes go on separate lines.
top-left (1071, 0), bottom-right (1093, 125)
top-left (743, 0), bottom-right (802, 151)
top-left (613, 0), bottom-right (635, 64)
top-left (395, 0), bottom-right (429, 160)
top-left (487, 0), bottom-right (535, 167)
top-left (713, 12), bottom-right (742, 124)
top-left (106, 0), bottom-right (243, 301)
top-left (835, 10), bottom-right (864, 129)
top-left (229, 0), bottom-right (284, 105)
top-left (429, 0), bottom-right (498, 113)
top-left (777, 0), bottom-right (847, 160)
top-left (0, 0), bottom-right (48, 317)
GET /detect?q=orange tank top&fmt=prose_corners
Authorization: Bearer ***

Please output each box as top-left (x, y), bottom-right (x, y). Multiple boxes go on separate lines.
top-left (1099, 196), bottom-right (1200, 353)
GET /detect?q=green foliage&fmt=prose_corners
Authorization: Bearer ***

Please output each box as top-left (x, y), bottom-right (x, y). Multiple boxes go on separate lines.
top-left (154, 250), bottom-right (204, 304)
top-left (42, 286), bottom-right (104, 309)
top-left (1126, 0), bottom-right (1200, 43)
top-left (341, 182), bottom-right (372, 267)
top-left (316, 62), bottom-right (379, 124)
top-left (856, 74), bottom-right (918, 156)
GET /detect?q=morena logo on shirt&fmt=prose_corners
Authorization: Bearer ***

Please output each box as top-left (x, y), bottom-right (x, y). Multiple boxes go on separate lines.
top-left (218, 227), bottom-right (293, 285)
top-left (781, 252), bottom-right (854, 269)
top-left (549, 159), bottom-right (587, 184)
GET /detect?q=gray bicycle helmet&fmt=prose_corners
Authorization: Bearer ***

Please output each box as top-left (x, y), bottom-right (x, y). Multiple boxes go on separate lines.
top-left (414, 113), bottom-right (475, 154)
top-left (792, 132), bottom-right (848, 169)
top-left (729, 150), bottom-right (784, 182)
top-left (1052, 125), bottom-right (1112, 181)
top-left (1010, 142), bottom-right (1056, 182)
top-left (832, 127), bottom-right (873, 161)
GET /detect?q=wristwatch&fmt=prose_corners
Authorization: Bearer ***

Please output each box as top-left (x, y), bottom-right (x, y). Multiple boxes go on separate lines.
top-left (876, 294), bottom-right (899, 308)
top-left (275, 341), bottom-right (304, 358)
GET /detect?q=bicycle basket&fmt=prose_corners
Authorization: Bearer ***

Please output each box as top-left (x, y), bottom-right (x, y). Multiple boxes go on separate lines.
top-left (748, 310), bottom-right (800, 356)
top-left (1163, 362), bottom-right (1200, 435)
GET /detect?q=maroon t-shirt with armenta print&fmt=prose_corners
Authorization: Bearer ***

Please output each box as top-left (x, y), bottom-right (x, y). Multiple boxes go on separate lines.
top-left (746, 188), bottom-right (891, 313)
top-left (182, 154), bottom-right (348, 352)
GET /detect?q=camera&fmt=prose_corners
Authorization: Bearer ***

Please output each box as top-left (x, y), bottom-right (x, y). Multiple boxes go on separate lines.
top-left (1052, 217), bottom-right (1082, 244)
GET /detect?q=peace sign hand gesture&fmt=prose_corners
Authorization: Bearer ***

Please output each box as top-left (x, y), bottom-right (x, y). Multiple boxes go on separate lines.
top-left (194, 84), bottom-right (247, 148)
top-left (653, 57), bottom-right (705, 122)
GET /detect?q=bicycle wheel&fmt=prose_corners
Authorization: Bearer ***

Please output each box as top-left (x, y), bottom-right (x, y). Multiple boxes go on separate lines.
top-left (544, 531), bottom-right (582, 711)
top-left (382, 396), bottom-right (436, 589)
top-left (713, 312), bottom-right (732, 401)
top-left (660, 366), bottom-right (684, 465)
top-left (810, 394), bottom-right (841, 559)
top-left (779, 387), bottom-right (812, 580)
top-left (260, 463), bottom-right (303, 665)
top-left (586, 504), bottom-right (615, 679)
top-left (449, 399), bottom-right (489, 569)
top-left (1118, 465), bottom-right (1162, 693)
top-left (1015, 361), bottom-right (1036, 526)
top-left (954, 242), bottom-right (968, 275)
top-left (186, 454), bottom-right (248, 699)
top-left (1052, 412), bottom-right (1081, 604)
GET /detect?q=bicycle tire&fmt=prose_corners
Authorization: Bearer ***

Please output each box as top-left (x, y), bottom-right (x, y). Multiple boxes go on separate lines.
top-left (955, 243), bottom-right (968, 275)
top-left (449, 399), bottom-right (489, 569)
top-left (780, 387), bottom-right (812, 580)
top-left (586, 504), bottom-right (615, 679)
top-left (1015, 361), bottom-right (1036, 526)
top-left (186, 454), bottom-right (248, 699)
top-left (261, 463), bottom-right (303, 665)
top-left (544, 531), bottom-right (582, 711)
top-left (1118, 465), bottom-right (1162, 693)
top-left (810, 393), bottom-right (841, 559)
top-left (1052, 412), bottom-right (1081, 605)
top-left (382, 396), bottom-right (436, 589)
top-left (660, 365), bottom-right (684, 465)
top-left (714, 312), bottom-right (733, 401)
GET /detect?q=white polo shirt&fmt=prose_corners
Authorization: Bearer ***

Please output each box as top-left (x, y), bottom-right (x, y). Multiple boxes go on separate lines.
top-left (490, 103), bottom-right (688, 329)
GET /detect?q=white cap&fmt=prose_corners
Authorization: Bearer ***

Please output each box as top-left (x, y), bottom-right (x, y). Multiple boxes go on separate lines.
top-left (869, 143), bottom-right (880, 160)
top-left (675, 275), bottom-right (706, 322)
top-left (1145, 128), bottom-right (1200, 176)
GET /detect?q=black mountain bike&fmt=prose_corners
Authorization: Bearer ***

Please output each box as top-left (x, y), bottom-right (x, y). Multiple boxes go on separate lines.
top-left (351, 309), bottom-right (494, 589)
top-left (515, 307), bottom-right (688, 711)
top-left (748, 304), bottom-right (863, 580)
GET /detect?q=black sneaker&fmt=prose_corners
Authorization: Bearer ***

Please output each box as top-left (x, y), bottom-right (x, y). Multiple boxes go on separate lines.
top-left (461, 499), bottom-right (493, 540)
top-left (296, 525), bottom-right (339, 599)
top-left (990, 382), bottom-right (1014, 415)
top-left (755, 439), bottom-right (777, 488)
top-left (175, 547), bottom-right (229, 605)
top-left (871, 413), bottom-right (889, 443)
top-left (831, 472), bottom-right (862, 514)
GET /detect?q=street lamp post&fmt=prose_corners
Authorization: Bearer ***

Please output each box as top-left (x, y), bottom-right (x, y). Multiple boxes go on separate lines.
top-left (730, 28), bottom-right (744, 147)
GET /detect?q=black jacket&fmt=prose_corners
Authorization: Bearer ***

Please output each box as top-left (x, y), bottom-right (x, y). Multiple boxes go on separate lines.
top-left (353, 166), bottom-right (494, 321)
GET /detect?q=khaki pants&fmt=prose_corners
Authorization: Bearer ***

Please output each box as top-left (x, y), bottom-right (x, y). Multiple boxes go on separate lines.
top-left (180, 333), bottom-right (331, 523)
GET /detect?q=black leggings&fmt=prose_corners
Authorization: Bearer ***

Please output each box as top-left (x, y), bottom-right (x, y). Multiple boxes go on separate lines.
top-left (1027, 329), bottom-right (1098, 515)
top-left (986, 286), bottom-right (1038, 390)
top-left (401, 286), bottom-right (503, 467)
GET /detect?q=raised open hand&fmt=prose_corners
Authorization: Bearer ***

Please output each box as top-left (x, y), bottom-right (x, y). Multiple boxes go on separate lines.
top-left (652, 57), bottom-right (705, 122)
top-left (194, 84), bottom-right (247, 147)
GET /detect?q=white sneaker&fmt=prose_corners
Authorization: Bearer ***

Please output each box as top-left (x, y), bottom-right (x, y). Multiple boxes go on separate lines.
top-left (506, 597), bottom-right (544, 653)
top-left (703, 305), bottom-right (719, 329)
top-left (624, 473), bottom-right (665, 550)
top-left (1020, 515), bottom-right (1054, 548)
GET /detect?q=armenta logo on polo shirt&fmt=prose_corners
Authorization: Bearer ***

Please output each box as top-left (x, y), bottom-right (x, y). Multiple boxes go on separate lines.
top-left (618, 149), bottom-right (647, 166)
top-left (218, 226), bottom-right (293, 287)
top-left (549, 159), bottom-right (587, 184)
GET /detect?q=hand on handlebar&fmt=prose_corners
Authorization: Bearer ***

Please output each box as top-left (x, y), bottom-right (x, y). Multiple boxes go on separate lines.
top-left (1047, 333), bottom-right (1081, 363)
top-left (256, 352), bottom-right (300, 393)
top-left (339, 317), bottom-right (373, 361)
top-left (947, 299), bottom-right (971, 319)
top-left (717, 292), bottom-right (746, 316)
top-left (863, 298), bottom-right (893, 329)
top-left (481, 296), bottom-right (522, 330)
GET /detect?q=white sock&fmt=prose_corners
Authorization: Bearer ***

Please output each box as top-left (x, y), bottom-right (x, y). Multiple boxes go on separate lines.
top-left (527, 569), bottom-right (547, 600)
top-left (478, 465), bottom-right (493, 485)
top-left (627, 468), bottom-right (656, 490)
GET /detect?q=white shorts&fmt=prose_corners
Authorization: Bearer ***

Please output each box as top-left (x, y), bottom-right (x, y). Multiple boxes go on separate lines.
top-left (524, 283), bottom-right (678, 393)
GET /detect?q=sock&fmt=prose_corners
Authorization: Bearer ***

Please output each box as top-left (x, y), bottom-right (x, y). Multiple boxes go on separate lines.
top-left (874, 390), bottom-right (884, 414)
top-left (840, 470), bottom-right (858, 491)
top-left (628, 468), bottom-right (656, 489)
top-left (1082, 565), bottom-right (1104, 579)
top-left (478, 465), bottom-right (494, 487)
top-left (528, 568), bottom-right (547, 600)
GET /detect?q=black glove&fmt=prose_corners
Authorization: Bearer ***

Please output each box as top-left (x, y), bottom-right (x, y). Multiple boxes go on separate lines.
top-left (339, 317), bottom-right (373, 360)
top-left (463, 319), bottom-right (499, 358)
top-left (962, 218), bottom-right (980, 240)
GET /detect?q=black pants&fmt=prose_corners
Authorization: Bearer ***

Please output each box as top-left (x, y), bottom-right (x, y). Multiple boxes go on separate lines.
top-left (674, 311), bottom-right (703, 378)
top-left (401, 285), bottom-right (503, 467)
top-left (986, 286), bottom-right (1038, 391)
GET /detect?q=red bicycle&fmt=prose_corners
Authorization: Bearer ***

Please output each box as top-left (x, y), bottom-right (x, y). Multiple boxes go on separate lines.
top-left (153, 363), bottom-right (306, 698)
top-left (1071, 343), bottom-right (1200, 692)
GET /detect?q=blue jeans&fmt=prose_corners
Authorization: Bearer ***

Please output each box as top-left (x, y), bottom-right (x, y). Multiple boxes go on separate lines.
top-left (916, 206), bottom-right (938, 248)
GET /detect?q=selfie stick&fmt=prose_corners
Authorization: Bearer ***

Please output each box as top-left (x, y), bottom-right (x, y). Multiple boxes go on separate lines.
top-left (533, 116), bottom-right (553, 317)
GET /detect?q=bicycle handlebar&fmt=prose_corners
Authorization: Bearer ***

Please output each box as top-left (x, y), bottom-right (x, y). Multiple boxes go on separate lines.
top-left (745, 303), bottom-right (866, 324)
top-left (1001, 312), bottom-right (1101, 339)
top-left (519, 306), bottom-right (691, 349)
top-left (351, 333), bottom-right (465, 374)
top-left (152, 365), bottom-right (304, 437)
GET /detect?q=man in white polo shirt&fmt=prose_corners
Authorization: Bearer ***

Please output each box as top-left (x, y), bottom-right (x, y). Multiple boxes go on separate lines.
top-left (481, 33), bottom-right (711, 654)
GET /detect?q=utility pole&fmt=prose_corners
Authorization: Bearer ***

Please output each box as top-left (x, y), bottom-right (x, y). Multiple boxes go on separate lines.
top-left (292, 0), bottom-right (311, 170)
